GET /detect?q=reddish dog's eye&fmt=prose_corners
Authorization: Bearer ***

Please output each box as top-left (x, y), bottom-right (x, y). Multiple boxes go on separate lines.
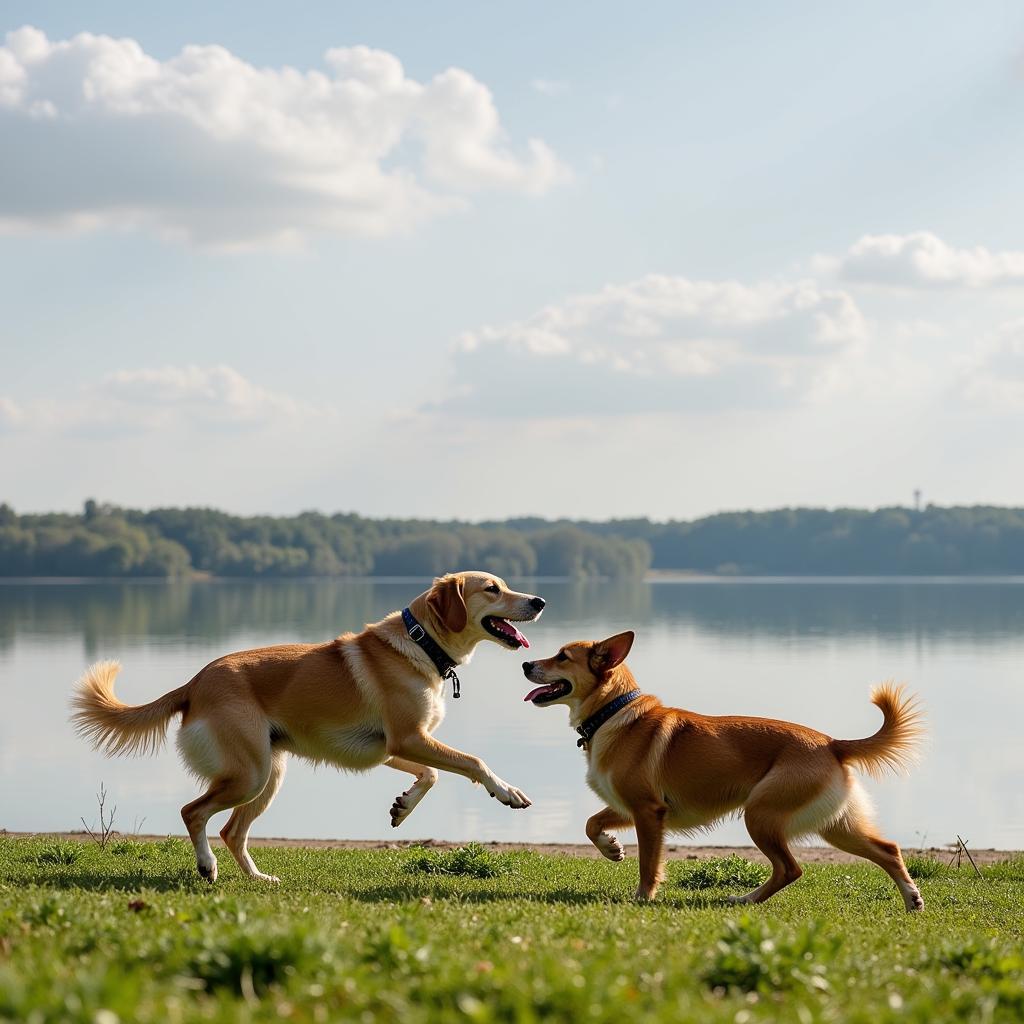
top-left (556, 651), bottom-right (568, 662)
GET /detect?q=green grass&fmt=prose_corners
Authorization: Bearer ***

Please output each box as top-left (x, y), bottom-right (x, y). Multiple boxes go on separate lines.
top-left (676, 853), bottom-right (765, 890)
top-left (406, 842), bottom-right (512, 879)
top-left (0, 839), bottom-right (1021, 1023)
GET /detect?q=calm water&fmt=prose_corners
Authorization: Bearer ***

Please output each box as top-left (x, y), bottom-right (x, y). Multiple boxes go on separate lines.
top-left (1, 579), bottom-right (1022, 849)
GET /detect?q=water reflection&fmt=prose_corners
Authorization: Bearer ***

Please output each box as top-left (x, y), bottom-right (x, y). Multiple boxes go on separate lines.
top-left (3, 578), bottom-right (1024, 652)
top-left (1, 579), bottom-right (1023, 850)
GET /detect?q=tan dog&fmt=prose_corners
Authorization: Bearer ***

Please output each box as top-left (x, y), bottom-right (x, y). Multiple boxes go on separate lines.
top-left (72, 572), bottom-right (544, 883)
top-left (522, 631), bottom-right (926, 911)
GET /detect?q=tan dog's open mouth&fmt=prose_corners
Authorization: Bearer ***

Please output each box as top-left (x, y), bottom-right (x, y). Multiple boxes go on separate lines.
top-left (483, 615), bottom-right (533, 649)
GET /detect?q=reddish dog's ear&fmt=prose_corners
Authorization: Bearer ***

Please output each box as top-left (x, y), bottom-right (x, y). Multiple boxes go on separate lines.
top-left (590, 631), bottom-right (634, 673)
top-left (427, 575), bottom-right (468, 634)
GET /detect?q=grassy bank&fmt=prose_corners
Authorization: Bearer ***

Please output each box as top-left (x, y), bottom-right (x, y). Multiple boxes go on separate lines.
top-left (1, 837), bottom-right (1021, 1023)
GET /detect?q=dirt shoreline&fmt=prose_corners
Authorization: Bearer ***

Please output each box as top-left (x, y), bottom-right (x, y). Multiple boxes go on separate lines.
top-left (2, 831), bottom-right (1015, 866)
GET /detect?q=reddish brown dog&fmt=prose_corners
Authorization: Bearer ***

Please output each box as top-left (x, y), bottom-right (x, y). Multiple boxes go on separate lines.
top-left (523, 631), bottom-right (926, 910)
top-left (72, 572), bottom-right (544, 883)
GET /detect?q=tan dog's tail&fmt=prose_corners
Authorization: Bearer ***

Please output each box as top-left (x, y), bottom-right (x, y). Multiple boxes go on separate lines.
top-left (831, 682), bottom-right (925, 778)
top-left (71, 661), bottom-right (188, 757)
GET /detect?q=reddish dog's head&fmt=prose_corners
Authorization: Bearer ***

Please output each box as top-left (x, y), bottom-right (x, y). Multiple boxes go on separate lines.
top-left (521, 631), bottom-right (635, 718)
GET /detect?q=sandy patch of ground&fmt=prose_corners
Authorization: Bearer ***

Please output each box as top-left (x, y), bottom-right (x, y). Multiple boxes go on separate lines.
top-left (2, 832), bottom-right (1014, 867)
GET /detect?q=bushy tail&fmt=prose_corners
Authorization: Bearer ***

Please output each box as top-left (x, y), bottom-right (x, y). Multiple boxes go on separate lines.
top-left (831, 682), bottom-right (925, 778)
top-left (70, 661), bottom-right (188, 757)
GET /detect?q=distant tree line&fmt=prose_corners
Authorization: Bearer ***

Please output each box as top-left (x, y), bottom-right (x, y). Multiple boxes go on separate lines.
top-left (0, 501), bottom-right (650, 579)
top-left (2, 502), bottom-right (1024, 578)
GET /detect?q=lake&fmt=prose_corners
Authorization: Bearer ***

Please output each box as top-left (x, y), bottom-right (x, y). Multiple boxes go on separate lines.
top-left (1, 578), bottom-right (1021, 850)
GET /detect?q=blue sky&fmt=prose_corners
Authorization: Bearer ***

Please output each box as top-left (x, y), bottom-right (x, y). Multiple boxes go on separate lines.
top-left (2, 2), bottom-right (1023, 519)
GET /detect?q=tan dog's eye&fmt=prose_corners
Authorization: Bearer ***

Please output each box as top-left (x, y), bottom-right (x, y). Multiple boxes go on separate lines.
top-left (485, 583), bottom-right (500, 594)
top-left (556, 651), bottom-right (568, 662)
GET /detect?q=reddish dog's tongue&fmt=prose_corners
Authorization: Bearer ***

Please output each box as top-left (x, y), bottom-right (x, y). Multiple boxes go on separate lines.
top-left (524, 685), bottom-right (550, 702)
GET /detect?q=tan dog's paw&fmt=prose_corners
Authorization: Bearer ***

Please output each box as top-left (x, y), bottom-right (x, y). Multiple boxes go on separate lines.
top-left (486, 777), bottom-right (532, 808)
top-left (390, 793), bottom-right (413, 827)
top-left (196, 854), bottom-right (218, 883)
top-left (596, 832), bottom-right (625, 861)
top-left (390, 782), bottom-right (431, 827)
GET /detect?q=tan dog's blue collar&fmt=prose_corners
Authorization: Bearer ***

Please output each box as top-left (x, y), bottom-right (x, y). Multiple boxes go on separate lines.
top-left (402, 607), bottom-right (461, 698)
top-left (576, 688), bottom-right (642, 748)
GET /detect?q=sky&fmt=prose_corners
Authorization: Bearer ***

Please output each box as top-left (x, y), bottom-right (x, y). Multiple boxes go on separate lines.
top-left (2, 1), bottom-right (1023, 521)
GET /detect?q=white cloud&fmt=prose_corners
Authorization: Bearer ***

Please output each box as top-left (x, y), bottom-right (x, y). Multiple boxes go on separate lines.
top-left (0, 26), bottom-right (569, 248)
top-left (960, 320), bottom-right (1024, 409)
top-left (5, 365), bottom-right (320, 436)
top-left (831, 232), bottom-right (1024, 289)
top-left (95, 365), bottom-right (315, 430)
top-left (0, 396), bottom-right (24, 431)
top-left (444, 275), bottom-right (867, 416)
top-left (531, 78), bottom-right (568, 96)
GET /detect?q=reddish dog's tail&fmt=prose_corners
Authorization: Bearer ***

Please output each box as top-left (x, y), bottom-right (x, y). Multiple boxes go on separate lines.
top-left (70, 661), bottom-right (188, 757)
top-left (831, 682), bottom-right (925, 778)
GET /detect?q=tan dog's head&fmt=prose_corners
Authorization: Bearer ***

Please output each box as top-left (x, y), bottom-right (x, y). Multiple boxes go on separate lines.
top-left (521, 632), bottom-right (635, 714)
top-left (415, 571), bottom-right (546, 659)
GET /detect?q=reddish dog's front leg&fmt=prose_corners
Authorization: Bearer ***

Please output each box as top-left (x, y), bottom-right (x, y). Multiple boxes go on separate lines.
top-left (631, 799), bottom-right (668, 900)
top-left (586, 806), bottom-right (632, 862)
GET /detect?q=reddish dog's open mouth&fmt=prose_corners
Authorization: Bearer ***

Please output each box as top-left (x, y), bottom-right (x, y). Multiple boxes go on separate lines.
top-left (483, 616), bottom-right (531, 650)
top-left (524, 680), bottom-right (571, 704)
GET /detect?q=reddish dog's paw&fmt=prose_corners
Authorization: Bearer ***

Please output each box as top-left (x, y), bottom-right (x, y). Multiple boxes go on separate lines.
top-left (596, 832), bottom-right (624, 861)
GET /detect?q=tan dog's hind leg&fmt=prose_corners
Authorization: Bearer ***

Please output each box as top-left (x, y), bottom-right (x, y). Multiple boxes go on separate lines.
top-left (820, 816), bottom-right (923, 912)
top-left (182, 774), bottom-right (268, 882)
top-left (219, 750), bottom-right (288, 882)
top-left (179, 723), bottom-right (271, 883)
top-left (586, 806), bottom-right (631, 862)
top-left (387, 756), bottom-right (439, 827)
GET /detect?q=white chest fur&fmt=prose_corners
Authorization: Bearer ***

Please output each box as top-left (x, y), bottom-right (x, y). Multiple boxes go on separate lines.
top-left (585, 759), bottom-right (631, 817)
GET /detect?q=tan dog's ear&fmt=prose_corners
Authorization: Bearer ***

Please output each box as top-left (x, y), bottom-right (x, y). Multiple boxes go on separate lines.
top-left (590, 631), bottom-right (634, 673)
top-left (427, 575), bottom-right (468, 634)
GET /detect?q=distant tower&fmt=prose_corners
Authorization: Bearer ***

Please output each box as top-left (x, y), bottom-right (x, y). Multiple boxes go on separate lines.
top-left (913, 489), bottom-right (922, 512)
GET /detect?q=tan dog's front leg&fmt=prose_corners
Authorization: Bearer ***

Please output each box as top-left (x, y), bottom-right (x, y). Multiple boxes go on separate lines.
top-left (586, 806), bottom-right (631, 862)
top-left (386, 756), bottom-right (439, 828)
top-left (632, 800), bottom-right (668, 900)
top-left (387, 731), bottom-right (531, 808)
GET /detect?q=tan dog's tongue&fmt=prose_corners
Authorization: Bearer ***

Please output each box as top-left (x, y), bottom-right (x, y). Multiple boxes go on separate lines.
top-left (524, 685), bottom-right (552, 702)
top-left (494, 618), bottom-right (530, 648)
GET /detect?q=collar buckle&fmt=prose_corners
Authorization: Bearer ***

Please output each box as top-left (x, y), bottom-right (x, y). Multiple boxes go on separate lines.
top-left (402, 607), bottom-right (462, 699)
top-left (575, 688), bottom-right (642, 751)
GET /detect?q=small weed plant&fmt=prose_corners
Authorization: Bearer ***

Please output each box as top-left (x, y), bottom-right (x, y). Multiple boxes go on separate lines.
top-left (702, 915), bottom-right (841, 995)
top-left (405, 842), bottom-right (508, 878)
top-left (677, 855), bottom-right (765, 891)
top-left (905, 855), bottom-right (945, 880)
top-left (34, 840), bottom-right (81, 866)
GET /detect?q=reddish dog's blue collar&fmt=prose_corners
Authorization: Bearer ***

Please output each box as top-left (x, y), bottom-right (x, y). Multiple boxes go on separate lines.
top-left (402, 607), bottom-right (461, 698)
top-left (576, 688), bottom-right (642, 748)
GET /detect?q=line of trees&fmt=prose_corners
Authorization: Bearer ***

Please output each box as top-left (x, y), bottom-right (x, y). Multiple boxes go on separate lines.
top-left (2, 501), bottom-right (1024, 578)
top-left (0, 502), bottom-right (651, 579)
